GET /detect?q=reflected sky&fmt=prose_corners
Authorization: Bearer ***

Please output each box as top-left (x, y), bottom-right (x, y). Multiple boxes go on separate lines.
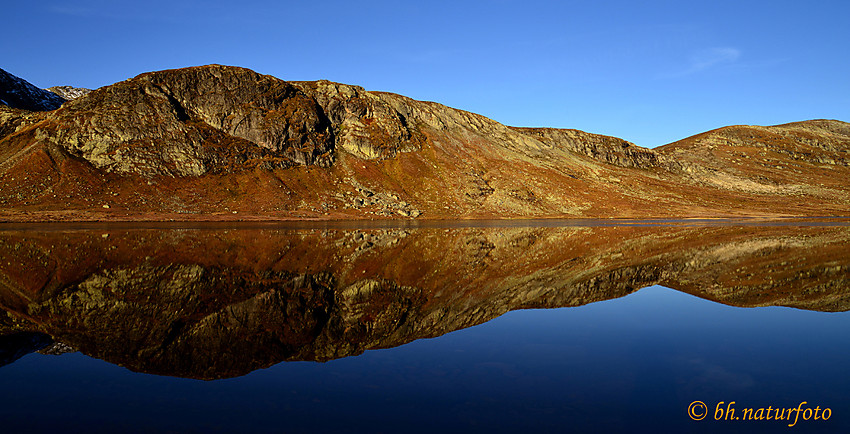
top-left (2, 285), bottom-right (848, 433)
top-left (1, 222), bottom-right (848, 432)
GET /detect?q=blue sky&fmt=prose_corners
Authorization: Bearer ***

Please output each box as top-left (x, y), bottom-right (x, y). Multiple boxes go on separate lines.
top-left (4, 0), bottom-right (849, 147)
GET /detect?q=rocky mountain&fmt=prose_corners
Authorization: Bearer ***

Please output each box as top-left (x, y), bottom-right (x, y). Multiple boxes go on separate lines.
top-left (0, 68), bottom-right (66, 112)
top-left (0, 224), bottom-right (847, 378)
top-left (46, 86), bottom-right (91, 100)
top-left (0, 64), bottom-right (848, 221)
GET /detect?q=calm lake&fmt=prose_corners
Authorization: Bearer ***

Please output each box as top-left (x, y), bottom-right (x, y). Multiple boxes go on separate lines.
top-left (1, 220), bottom-right (848, 433)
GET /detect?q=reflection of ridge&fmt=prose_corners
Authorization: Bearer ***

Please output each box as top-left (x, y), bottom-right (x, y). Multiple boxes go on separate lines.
top-left (0, 224), bottom-right (848, 379)
top-left (0, 332), bottom-right (52, 368)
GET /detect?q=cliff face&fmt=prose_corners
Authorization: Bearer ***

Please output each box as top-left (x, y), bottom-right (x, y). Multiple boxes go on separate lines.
top-left (510, 127), bottom-right (676, 170)
top-left (0, 65), bottom-right (848, 220)
top-left (35, 66), bottom-right (337, 176)
top-left (0, 224), bottom-right (847, 378)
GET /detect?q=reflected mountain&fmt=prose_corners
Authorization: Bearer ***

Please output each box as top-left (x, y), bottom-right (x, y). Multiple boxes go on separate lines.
top-left (0, 223), bottom-right (848, 379)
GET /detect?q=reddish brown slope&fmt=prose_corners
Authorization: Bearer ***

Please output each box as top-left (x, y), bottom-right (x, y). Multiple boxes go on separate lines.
top-left (655, 120), bottom-right (850, 214)
top-left (1, 65), bottom-right (848, 221)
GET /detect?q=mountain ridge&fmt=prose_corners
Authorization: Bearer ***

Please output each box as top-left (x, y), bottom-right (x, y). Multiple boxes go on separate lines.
top-left (0, 67), bottom-right (65, 112)
top-left (1, 65), bottom-right (848, 221)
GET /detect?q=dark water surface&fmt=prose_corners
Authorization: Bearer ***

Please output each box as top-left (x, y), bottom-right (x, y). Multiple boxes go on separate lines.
top-left (1, 221), bottom-right (848, 433)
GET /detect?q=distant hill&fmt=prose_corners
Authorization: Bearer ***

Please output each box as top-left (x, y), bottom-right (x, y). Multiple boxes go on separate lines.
top-left (0, 68), bottom-right (65, 111)
top-left (0, 64), bottom-right (848, 221)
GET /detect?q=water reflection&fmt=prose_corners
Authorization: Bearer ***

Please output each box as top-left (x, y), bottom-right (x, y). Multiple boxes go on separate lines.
top-left (0, 223), bottom-right (848, 379)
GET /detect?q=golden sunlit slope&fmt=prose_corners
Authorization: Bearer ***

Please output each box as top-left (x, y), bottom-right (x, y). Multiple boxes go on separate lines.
top-left (1, 65), bottom-right (848, 221)
top-left (657, 120), bottom-right (850, 200)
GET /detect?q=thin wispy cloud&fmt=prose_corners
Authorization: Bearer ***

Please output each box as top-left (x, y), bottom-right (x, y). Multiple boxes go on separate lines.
top-left (47, 5), bottom-right (99, 18)
top-left (46, 2), bottom-right (196, 23)
top-left (659, 47), bottom-right (742, 78)
top-left (397, 49), bottom-right (458, 64)
top-left (689, 47), bottom-right (741, 72)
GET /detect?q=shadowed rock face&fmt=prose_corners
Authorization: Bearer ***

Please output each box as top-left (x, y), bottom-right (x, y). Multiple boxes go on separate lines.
top-left (0, 68), bottom-right (66, 112)
top-left (0, 223), bottom-right (847, 379)
top-left (0, 332), bottom-right (52, 368)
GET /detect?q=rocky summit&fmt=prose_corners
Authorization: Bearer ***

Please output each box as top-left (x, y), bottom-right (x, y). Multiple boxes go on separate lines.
top-left (0, 64), bottom-right (848, 221)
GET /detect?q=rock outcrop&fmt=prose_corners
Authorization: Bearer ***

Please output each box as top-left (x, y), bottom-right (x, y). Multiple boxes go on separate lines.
top-left (291, 80), bottom-right (427, 160)
top-left (46, 86), bottom-right (91, 100)
top-left (34, 66), bottom-right (338, 176)
top-left (511, 127), bottom-right (676, 170)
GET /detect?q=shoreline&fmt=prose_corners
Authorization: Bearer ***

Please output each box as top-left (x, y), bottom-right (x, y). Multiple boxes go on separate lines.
top-left (3, 215), bottom-right (850, 231)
